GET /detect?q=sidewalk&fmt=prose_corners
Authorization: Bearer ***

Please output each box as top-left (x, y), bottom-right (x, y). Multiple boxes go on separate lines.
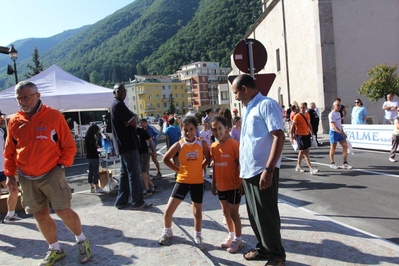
top-left (1, 172), bottom-right (399, 266)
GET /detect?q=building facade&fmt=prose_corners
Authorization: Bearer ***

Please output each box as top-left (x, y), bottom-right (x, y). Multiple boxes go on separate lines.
top-left (125, 75), bottom-right (187, 119)
top-left (230, 0), bottom-right (399, 132)
top-left (177, 61), bottom-right (231, 111)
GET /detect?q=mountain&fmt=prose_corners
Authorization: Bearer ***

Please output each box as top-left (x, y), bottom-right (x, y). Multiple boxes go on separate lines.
top-left (0, 0), bottom-right (261, 90)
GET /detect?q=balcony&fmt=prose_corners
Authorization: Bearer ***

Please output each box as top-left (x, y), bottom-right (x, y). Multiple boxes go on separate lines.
top-left (135, 90), bottom-right (147, 95)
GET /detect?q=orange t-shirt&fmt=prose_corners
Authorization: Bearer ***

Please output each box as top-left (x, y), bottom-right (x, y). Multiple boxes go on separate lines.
top-left (210, 138), bottom-right (241, 191)
top-left (292, 113), bottom-right (311, 136)
top-left (177, 137), bottom-right (204, 184)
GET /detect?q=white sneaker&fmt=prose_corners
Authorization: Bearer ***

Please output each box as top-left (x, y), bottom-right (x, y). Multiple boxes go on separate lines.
top-left (158, 229), bottom-right (173, 245)
top-left (330, 163), bottom-right (339, 169)
top-left (342, 163), bottom-right (353, 169)
top-left (310, 167), bottom-right (319, 175)
top-left (389, 158), bottom-right (396, 162)
top-left (2, 214), bottom-right (22, 223)
top-left (221, 236), bottom-right (234, 248)
top-left (227, 239), bottom-right (243, 253)
top-left (95, 187), bottom-right (105, 193)
top-left (295, 166), bottom-right (305, 172)
top-left (194, 235), bottom-right (205, 250)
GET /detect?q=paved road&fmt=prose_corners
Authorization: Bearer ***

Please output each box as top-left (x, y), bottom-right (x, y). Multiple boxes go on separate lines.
top-left (68, 134), bottom-right (399, 246)
top-left (280, 135), bottom-right (399, 245)
top-left (2, 135), bottom-right (399, 265)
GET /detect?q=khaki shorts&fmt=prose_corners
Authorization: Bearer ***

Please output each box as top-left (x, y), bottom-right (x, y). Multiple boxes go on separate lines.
top-left (18, 165), bottom-right (72, 214)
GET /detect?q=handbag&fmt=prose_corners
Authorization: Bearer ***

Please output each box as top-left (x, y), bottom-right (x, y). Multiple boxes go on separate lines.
top-left (311, 135), bottom-right (318, 147)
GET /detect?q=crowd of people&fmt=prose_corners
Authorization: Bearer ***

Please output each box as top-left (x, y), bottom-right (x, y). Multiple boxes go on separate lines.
top-left (1, 77), bottom-right (398, 266)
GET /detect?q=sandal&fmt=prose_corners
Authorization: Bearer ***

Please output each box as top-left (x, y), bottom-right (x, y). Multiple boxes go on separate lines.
top-left (243, 248), bottom-right (267, 260)
top-left (266, 257), bottom-right (286, 266)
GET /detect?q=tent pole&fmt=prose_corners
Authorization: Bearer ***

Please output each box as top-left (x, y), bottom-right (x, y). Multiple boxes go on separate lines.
top-left (78, 111), bottom-right (84, 157)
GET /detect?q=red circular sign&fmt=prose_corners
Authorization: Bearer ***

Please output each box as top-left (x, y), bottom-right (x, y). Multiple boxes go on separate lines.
top-left (233, 39), bottom-right (267, 74)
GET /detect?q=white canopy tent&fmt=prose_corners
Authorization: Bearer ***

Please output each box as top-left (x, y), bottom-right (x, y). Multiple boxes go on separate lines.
top-left (0, 64), bottom-right (113, 114)
top-left (0, 65), bottom-right (114, 156)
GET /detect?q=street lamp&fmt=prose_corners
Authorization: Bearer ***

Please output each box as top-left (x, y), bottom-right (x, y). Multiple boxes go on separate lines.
top-left (7, 45), bottom-right (18, 84)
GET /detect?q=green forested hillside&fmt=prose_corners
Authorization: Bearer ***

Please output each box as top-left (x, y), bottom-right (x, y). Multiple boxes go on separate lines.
top-left (1, 0), bottom-right (261, 89)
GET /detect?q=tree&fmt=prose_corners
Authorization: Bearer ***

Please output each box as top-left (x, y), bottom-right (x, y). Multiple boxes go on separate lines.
top-left (25, 47), bottom-right (44, 78)
top-left (168, 94), bottom-right (176, 115)
top-left (358, 64), bottom-right (399, 102)
top-left (90, 70), bottom-right (101, 84)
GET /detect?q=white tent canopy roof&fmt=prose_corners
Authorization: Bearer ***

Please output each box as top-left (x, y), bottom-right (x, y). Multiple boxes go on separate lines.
top-left (0, 65), bottom-right (114, 115)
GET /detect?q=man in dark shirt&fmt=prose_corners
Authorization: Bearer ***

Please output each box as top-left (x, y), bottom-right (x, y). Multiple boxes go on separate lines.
top-left (110, 83), bottom-right (152, 210)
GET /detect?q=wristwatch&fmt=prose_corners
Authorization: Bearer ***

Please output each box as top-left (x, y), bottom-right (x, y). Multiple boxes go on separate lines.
top-left (265, 167), bottom-right (274, 173)
top-left (58, 164), bottom-right (65, 171)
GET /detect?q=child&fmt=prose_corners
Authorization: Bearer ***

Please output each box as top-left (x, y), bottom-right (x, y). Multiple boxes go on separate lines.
top-left (84, 124), bottom-right (104, 193)
top-left (199, 122), bottom-right (212, 179)
top-left (164, 117), bottom-right (181, 168)
top-left (210, 116), bottom-right (243, 253)
top-left (136, 126), bottom-right (157, 197)
top-left (159, 116), bottom-right (211, 250)
top-left (230, 116), bottom-right (241, 143)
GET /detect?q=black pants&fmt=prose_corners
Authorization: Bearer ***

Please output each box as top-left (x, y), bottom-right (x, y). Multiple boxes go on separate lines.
top-left (242, 169), bottom-right (285, 259)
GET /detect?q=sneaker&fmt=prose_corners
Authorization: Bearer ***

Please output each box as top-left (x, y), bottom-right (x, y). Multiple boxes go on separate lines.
top-left (227, 239), bottom-right (243, 253)
top-left (330, 163), bottom-right (339, 169)
top-left (154, 172), bottom-right (162, 180)
top-left (95, 187), bottom-right (105, 193)
top-left (194, 235), bottom-right (205, 250)
top-left (295, 166), bottom-right (305, 172)
top-left (39, 248), bottom-right (66, 266)
top-left (115, 203), bottom-right (131, 210)
top-left (77, 239), bottom-right (92, 264)
top-left (310, 167), bottom-right (319, 175)
top-left (389, 158), bottom-right (396, 162)
top-left (342, 163), bottom-right (353, 169)
top-left (221, 236), bottom-right (234, 248)
top-left (132, 201), bottom-right (153, 210)
top-left (151, 185), bottom-right (158, 192)
top-left (90, 188), bottom-right (95, 193)
top-left (2, 214), bottom-right (22, 223)
top-left (158, 229), bottom-right (173, 245)
top-left (142, 190), bottom-right (154, 198)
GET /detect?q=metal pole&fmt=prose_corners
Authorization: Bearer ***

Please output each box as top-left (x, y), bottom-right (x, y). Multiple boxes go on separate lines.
top-left (13, 59), bottom-right (18, 84)
top-left (247, 40), bottom-right (255, 78)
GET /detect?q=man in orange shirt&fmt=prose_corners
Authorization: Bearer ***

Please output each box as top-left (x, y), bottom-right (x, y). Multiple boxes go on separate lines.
top-left (290, 102), bottom-right (319, 174)
top-left (4, 81), bottom-right (92, 265)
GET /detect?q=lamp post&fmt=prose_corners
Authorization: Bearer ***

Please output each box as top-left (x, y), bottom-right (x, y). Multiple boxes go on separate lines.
top-left (8, 45), bottom-right (18, 84)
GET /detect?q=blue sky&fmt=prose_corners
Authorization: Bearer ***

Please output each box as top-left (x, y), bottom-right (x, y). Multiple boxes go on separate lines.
top-left (0, 0), bottom-right (134, 46)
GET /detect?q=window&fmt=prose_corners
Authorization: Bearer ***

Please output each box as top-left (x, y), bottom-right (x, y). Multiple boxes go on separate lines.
top-left (181, 85), bottom-right (184, 90)
top-left (176, 102), bottom-right (179, 107)
top-left (163, 103), bottom-right (167, 108)
top-left (174, 85), bottom-right (177, 89)
top-left (133, 105), bottom-right (136, 110)
top-left (163, 94), bottom-right (166, 99)
top-left (148, 86), bottom-right (151, 90)
top-left (175, 94), bottom-right (178, 98)
top-left (133, 96), bottom-right (136, 101)
top-left (156, 94), bottom-right (160, 99)
top-left (148, 95), bottom-right (152, 99)
top-left (276, 49), bottom-right (281, 72)
top-left (181, 94), bottom-right (184, 98)
top-left (221, 91), bottom-right (229, 100)
top-left (162, 86), bottom-right (165, 90)
top-left (157, 103), bottom-right (160, 108)
top-left (155, 86), bottom-right (159, 90)
top-left (139, 96), bottom-right (142, 100)
top-left (168, 85), bottom-right (171, 90)
top-left (182, 102), bottom-right (185, 107)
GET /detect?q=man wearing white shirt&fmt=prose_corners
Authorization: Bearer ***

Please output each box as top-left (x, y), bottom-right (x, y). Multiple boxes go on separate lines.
top-left (382, 94), bottom-right (399, 124)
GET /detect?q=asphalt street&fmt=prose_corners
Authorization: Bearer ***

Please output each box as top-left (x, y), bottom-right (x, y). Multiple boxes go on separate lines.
top-left (65, 135), bottom-right (399, 246)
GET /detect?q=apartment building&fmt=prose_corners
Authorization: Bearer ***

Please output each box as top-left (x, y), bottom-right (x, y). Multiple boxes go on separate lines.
top-left (125, 75), bottom-right (187, 119)
top-left (177, 61), bottom-right (231, 111)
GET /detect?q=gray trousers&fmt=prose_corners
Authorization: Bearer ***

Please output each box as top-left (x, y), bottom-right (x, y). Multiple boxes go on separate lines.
top-left (242, 168), bottom-right (285, 259)
top-left (390, 134), bottom-right (399, 159)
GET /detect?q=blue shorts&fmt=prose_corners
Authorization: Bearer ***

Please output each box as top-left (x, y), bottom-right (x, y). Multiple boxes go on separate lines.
top-left (329, 130), bottom-right (345, 144)
top-left (0, 171), bottom-right (6, 182)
